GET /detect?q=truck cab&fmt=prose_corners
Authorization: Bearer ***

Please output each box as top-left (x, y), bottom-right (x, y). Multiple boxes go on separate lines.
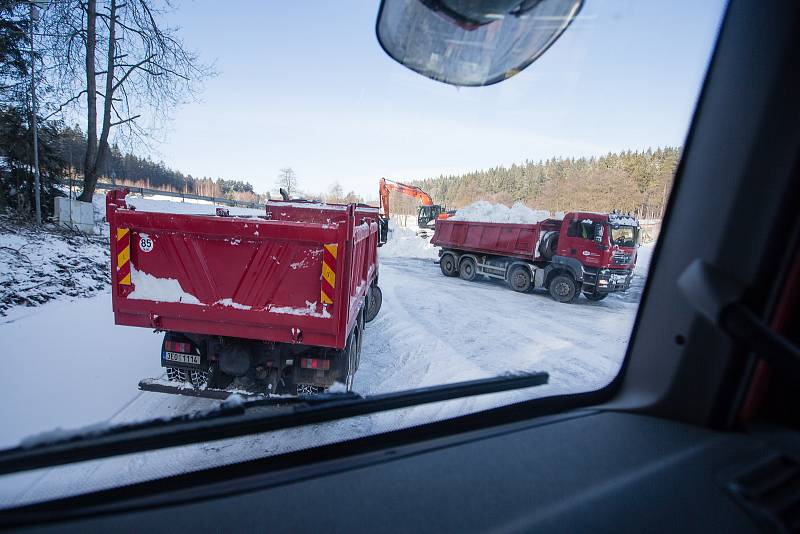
top-left (552, 211), bottom-right (640, 300)
top-left (432, 210), bottom-right (640, 303)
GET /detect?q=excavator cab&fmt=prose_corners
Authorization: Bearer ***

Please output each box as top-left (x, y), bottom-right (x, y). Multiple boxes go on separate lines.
top-left (417, 205), bottom-right (444, 228)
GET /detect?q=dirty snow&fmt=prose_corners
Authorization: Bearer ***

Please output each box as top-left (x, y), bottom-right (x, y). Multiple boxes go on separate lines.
top-left (128, 266), bottom-right (202, 305)
top-left (450, 201), bottom-right (551, 224)
top-left (0, 217), bottom-right (110, 315)
top-left (269, 301), bottom-right (330, 318)
top-left (19, 422), bottom-right (113, 449)
top-left (214, 298), bottom-right (252, 310)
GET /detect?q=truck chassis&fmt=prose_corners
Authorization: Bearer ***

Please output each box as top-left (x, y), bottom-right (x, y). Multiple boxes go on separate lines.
top-left (437, 249), bottom-right (633, 303)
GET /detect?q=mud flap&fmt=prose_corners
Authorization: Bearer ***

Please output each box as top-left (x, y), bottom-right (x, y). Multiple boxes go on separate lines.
top-left (138, 378), bottom-right (267, 401)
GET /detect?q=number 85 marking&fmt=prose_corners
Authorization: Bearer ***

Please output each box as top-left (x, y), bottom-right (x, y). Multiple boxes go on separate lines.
top-left (139, 236), bottom-right (153, 252)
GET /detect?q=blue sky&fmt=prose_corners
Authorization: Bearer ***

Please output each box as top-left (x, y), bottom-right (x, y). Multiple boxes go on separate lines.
top-left (155, 0), bottom-right (726, 198)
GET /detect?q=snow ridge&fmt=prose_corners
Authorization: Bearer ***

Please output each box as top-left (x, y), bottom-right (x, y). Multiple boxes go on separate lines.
top-left (450, 201), bottom-right (550, 224)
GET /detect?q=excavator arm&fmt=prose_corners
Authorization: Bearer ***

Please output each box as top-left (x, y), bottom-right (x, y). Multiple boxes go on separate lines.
top-left (379, 177), bottom-right (434, 219)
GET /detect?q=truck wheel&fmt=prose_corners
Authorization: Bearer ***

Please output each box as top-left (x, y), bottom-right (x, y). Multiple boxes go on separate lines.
top-left (584, 292), bottom-right (608, 301)
top-left (440, 253), bottom-right (459, 277)
top-left (548, 274), bottom-right (578, 303)
top-left (365, 285), bottom-right (382, 323)
top-left (343, 321), bottom-right (362, 392)
top-left (508, 265), bottom-right (532, 292)
top-left (459, 257), bottom-right (477, 281)
top-left (355, 307), bottom-right (365, 371)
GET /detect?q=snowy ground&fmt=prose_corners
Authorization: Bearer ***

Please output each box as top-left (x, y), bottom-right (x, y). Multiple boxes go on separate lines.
top-left (0, 218), bottom-right (110, 314)
top-left (0, 206), bottom-right (653, 507)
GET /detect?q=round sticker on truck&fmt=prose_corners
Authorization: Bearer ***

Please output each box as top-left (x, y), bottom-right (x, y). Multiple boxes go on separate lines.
top-left (139, 235), bottom-right (153, 252)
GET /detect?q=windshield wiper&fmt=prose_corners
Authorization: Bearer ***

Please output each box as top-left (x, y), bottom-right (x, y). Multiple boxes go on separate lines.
top-left (0, 371), bottom-right (548, 476)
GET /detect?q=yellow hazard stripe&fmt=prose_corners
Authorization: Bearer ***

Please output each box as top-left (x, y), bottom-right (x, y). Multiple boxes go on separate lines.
top-left (117, 246), bottom-right (130, 267)
top-left (321, 262), bottom-right (336, 288)
top-left (321, 290), bottom-right (333, 305)
top-left (324, 243), bottom-right (338, 259)
top-left (116, 227), bottom-right (131, 285)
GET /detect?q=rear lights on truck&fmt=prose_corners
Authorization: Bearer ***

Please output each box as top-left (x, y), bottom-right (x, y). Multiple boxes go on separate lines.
top-left (300, 358), bottom-right (331, 370)
top-left (164, 340), bottom-right (192, 354)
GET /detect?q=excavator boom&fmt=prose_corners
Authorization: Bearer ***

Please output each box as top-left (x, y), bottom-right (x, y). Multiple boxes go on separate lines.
top-left (379, 178), bottom-right (434, 219)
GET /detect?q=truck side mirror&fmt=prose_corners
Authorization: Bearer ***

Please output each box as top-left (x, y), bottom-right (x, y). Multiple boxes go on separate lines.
top-left (594, 223), bottom-right (604, 243)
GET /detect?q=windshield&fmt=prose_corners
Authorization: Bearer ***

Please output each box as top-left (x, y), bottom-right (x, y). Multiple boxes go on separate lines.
top-left (610, 226), bottom-right (638, 247)
top-left (0, 0), bottom-right (725, 507)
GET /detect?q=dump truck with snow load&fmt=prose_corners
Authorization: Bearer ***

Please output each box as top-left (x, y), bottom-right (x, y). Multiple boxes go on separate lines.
top-left (431, 211), bottom-right (640, 303)
top-left (106, 190), bottom-right (383, 398)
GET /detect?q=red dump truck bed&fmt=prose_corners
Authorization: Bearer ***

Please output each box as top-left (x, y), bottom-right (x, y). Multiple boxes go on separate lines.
top-left (431, 218), bottom-right (562, 261)
top-left (106, 190), bottom-right (380, 351)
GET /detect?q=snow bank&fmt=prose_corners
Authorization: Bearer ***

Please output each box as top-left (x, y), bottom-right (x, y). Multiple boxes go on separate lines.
top-left (380, 224), bottom-right (439, 260)
top-left (128, 266), bottom-right (202, 304)
top-left (450, 201), bottom-right (550, 224)
top-left (0, 218), bottom-right (110, 315)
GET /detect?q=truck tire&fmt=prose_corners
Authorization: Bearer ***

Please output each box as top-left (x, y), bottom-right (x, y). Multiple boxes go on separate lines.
top-left (548, 273), bottom-right (579, 303)
top-left (440, 253), bottom-right (459, 277)
top-left (343, 320), bottom-right (362, 392)
top-left (365, 285), bottom-right (382, 323)
top-left (508, 265), bottom-right (532, 292)
top-left (355, 306), bottom-right (365, 371)
top-left (584, 292), bottom-right (608, 301)
top-left (459, 257), bottom-right (477, 281)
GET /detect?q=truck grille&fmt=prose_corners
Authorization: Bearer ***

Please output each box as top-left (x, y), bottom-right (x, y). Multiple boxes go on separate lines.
top-left (612, 251), bottom-right (632, 264)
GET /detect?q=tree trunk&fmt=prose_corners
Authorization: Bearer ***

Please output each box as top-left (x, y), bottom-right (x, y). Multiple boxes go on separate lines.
top-left (93, 0), bottom-right (116, 190)
top-left (78, 0), bottom-right (97, 202)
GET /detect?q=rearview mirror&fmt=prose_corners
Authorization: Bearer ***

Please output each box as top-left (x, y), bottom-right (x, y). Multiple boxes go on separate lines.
top-left (376, 0), bottom-right (583, 87)
top-left (594, 223), bottom-right (604, 243)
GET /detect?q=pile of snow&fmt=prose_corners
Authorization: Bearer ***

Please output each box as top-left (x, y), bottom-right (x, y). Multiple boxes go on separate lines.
top-left (450, 201), bottom-right (550, 224)
top-left (609, 212), bottom-right (639, 226)
top-left (380, 224), bottom-right (439, 260)
top-left (0, 217), bottom-right (110, 315)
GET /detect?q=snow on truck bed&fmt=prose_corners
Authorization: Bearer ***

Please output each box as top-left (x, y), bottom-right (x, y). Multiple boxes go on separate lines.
top-left (450, 200), bottom-right (552, 224)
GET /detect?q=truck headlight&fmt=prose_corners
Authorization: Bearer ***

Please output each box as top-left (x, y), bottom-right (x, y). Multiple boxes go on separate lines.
top-left (599, 279), bottom-right (609, 286)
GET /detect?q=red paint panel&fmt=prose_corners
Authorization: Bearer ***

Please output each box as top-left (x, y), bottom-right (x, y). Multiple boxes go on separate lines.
top-left (432, 219), bottom-right (545, 261)
top-left (106, 191), bottom-right (380, 350)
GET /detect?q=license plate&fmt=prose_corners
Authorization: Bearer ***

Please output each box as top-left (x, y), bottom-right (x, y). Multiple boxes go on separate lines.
top-left (164, 351), bottom-right (200, 366)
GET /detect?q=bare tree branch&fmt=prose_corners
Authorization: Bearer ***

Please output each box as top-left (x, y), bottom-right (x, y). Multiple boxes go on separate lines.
top-left (110, 114), bottom-right (140, 127)
top-left (34, 0), bottom-right (214, 200)
top-left (42, 90), bottom-right (88, 121)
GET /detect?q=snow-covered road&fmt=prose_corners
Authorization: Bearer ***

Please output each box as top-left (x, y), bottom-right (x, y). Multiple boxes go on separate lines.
top-left (0, 222), bottom-right (652, 507)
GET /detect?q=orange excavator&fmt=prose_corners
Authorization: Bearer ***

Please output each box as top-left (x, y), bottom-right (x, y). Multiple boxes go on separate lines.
top-left (379, 177), bottom-right (453, 236)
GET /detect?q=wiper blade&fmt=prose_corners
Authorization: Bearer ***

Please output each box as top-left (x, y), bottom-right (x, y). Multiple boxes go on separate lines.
top-left (0, 371), bottom-right (547, 476)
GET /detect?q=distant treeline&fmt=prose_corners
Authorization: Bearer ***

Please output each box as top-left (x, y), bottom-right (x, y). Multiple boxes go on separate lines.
top-left (412, 147), bottom-right (681, 220)
top-left (56, 125), bottom-right (264, 203)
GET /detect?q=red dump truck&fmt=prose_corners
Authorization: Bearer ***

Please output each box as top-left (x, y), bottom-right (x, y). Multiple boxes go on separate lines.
top-left (431, 211), bottom-right (640, 303)
top-left (106, 190), bottom-right (383, 398)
